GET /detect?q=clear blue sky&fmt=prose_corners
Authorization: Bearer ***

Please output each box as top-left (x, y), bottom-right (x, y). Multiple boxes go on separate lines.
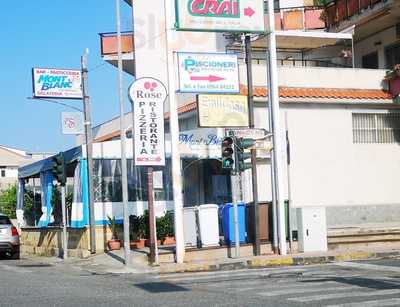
top-left (0, 1), bottom-right (134, 153)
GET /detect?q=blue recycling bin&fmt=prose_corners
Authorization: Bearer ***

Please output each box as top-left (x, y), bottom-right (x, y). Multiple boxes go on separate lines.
top-left (221, 203), bottom-right (246, 245)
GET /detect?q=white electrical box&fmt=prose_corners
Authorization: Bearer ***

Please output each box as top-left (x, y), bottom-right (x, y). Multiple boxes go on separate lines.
top-left (297, 207), bottom-right (328, 253)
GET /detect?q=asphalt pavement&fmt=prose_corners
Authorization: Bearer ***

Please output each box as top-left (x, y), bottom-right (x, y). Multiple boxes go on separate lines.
top-left (1, 254), bottom-right (400, 307)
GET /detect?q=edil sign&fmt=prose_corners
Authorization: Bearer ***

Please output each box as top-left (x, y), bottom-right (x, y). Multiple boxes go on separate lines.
top-left (178, 52), bottom-right (239, 93)
top-left (175, 0), bottom-right (265, 32)
top-left (128, 77), bottom-right (167, 166)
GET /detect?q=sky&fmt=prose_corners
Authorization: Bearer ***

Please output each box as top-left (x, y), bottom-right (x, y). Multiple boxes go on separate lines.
top-left (0, 1), bottom-right (134, 153)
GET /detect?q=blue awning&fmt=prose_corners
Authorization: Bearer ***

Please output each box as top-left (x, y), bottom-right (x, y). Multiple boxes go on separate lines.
top-left (18, 146), bottom-right (82, 179)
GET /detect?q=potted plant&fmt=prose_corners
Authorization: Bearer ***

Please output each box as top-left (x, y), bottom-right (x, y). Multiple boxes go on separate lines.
top-left (160, 211), bottom-right (175, 245)
top-left (142, 210), bottom-right (161, 247)
top-left (384, 64), bottom-right (400, 102)
top-left (129, 215), bottom-right (146, 249)
top-left (107, 215), bottom-right (121, 251)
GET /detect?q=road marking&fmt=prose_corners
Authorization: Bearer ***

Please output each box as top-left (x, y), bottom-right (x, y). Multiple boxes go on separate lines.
top-left (158, 266), bottom-right (307, 280)
top-left (0, 264), bottom-right (32, 274)
top-left (326, 297), bottom-right (400, 307)
top-left (334, 262), bottom-right (400, 273)
top-left (289, 289), bottom-right (400, 303)
top-left (258, 285), bottom-right (359, 297)
top-left (158, 268), bottom-right (306, 282)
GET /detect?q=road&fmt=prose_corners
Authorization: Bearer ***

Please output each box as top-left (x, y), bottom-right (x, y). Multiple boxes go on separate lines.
top-left (1, 255), bottom-right (400, 306)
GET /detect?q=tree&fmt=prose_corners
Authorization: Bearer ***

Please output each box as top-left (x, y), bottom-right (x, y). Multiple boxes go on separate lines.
top-left (0, 185), bottom-right (17, 218)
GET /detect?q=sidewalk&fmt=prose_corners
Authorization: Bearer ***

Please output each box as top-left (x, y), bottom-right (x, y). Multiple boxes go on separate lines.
top-left (28, 246), bottom-right (400, 275)
top-left (157, 247), bottom-right (400, 274)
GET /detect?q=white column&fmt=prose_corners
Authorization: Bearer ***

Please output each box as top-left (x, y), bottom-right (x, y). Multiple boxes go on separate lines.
top-left (164, 0), bottom-right (185, 263)
top-left (267, 0), bottom-right (287, 255)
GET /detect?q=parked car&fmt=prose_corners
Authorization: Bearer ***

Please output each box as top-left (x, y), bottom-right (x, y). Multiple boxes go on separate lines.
top-left (0, 214), bottom-right (20, 259)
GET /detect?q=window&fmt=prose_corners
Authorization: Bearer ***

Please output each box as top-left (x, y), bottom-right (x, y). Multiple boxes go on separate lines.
top-left (385, 43), bottom-right (400, 69)
top-left (362, 52), bottom-right (379, 69)
top-left (352, 113), bottom-right (400, 144)
top-left (0, 168), bottom-right (5, 177)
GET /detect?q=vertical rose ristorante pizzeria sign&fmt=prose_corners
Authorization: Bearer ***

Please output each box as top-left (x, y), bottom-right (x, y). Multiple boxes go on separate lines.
top-left (129, 78), bottom-right (167, 166)
top-left (175, 0), bottom-right (266, 32)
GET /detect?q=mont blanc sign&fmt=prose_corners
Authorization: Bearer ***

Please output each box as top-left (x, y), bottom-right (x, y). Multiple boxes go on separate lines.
top-left (175, 0), bottom-right (266, 33)
top-left (128, 77), bottom-right (167, 166)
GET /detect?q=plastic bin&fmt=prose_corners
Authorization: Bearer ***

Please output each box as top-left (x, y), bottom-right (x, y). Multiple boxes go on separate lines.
top-left (197, 204), bottom-right (220, 247)
top-left (221, 203), bottom-right (246, 245)
top-left (183, 207), bottom-right (197, 247)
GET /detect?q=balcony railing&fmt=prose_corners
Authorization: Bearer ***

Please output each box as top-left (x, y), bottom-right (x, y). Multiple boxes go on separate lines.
top-left (268, 6), bottom-right (326, 31)
top-left (99, 31), bottom-right (134, 57)
top-left (325, 0), bottom-right (387, 28)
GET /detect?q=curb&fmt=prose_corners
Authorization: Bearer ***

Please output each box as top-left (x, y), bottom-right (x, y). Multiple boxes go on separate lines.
top-left (158, 250), bottom-right (400, 274)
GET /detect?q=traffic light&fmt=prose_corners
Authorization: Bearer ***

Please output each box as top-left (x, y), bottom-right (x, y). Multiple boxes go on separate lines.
top-left (52, 152), bottom-right (66, 186)
top-left (235, 138), bottom-right (254, 172)
top-left (221, 136), bottom-right (235, 170)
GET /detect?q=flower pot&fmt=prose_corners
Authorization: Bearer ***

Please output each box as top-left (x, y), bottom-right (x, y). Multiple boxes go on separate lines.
top-left (107, 239), bottom-right (121, 251)
top-left (130, 239), bottom-right (146, 249)
top-left (162, 236), bottom-right (176, 245)
top-left (145, 239), bottom-right (161, 247)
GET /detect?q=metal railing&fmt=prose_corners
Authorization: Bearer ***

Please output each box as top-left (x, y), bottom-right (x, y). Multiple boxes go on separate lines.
top-left (325, 0), bottom-right (387, 28)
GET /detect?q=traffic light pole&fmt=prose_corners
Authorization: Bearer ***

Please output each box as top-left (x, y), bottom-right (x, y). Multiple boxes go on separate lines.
top-left (245, 35), bottom-right (261, 256)
top-left (231, 172), bottom-right (240, 258)
top-left (61, 185), bottom-right (68, 260)
top-left (81, 50), bottom-right (96, 255)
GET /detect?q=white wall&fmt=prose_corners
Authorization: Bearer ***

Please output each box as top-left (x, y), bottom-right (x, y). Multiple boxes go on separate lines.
top-left (286, 105), bottom-right (400, 208)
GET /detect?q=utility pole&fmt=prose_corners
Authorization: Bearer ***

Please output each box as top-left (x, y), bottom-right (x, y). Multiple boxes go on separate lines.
top-left (81, 49), bottom-right (96, 254)
top-left (267, 0), bottom-right (287, 255)
top-left (116, 0), bottom-right (131, 266)
top-left (244, 35), bottom-right (260, 256)
top-left (61, 184), bottom-right (68, 260)
top-left (164, 0), bottom-right (185, 263)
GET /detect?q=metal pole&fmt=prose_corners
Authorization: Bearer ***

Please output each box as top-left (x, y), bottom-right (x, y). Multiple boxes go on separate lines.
top-left (231, 173), bottom-right (240, 258)
top-left (61, 185), bottom-right (68, 260)
top-left (116, 0), bottom-right (131, 266)
top-left (164, 0), bottom-right (185, 263)
top-left (245, 35), bottom-right (260, 256)
top-left (285, 112), bottom-right (293, 253)
top-left (266, 50), bottom-right (279, 253)
top-left (81, 49), bottom-right (96, 254)
top-left (147, 167), bottom-right (157, 264)
top-left (267, 0), bottom-right (287, 255)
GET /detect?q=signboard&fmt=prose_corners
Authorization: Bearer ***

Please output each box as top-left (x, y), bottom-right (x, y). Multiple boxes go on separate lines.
top-left (61, 112), bottom-right (84, 135)
top-left (198, 94), bottom-right (248, 127)
top-left (227, 128), bottom-right (268, 139)
top-left (32, 68), bottom-right (83, 99)
top-left (128, 77), bottom-right (167, 166)
top-left (175, 0), bottom-right (266, 33)
top-left (178, 52), bottom-right (239, 93)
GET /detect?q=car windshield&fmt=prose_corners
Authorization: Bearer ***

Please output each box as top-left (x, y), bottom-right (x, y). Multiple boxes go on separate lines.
top-left (0, 216), bottom-right (11, 225)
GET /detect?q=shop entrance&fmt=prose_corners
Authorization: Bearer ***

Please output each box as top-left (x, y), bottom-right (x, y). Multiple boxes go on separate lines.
top-left (182, 158), bottom-right (232, 207)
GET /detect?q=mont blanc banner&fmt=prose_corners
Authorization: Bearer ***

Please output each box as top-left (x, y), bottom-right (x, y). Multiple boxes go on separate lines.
top-left (175, 0), bottom-right (266, 32)
top-left (128, 77), bottom-right (167, 166)
top-left (32, 68), bottom-right (83, 99)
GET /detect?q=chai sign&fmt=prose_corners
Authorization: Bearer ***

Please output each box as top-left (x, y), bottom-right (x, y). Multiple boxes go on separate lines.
top-left (178, 52), bottom-right (239, 94)
top-left (175, 0), bottom-right (266, 33)
top-left (129, 78), bottom-right (167, 166)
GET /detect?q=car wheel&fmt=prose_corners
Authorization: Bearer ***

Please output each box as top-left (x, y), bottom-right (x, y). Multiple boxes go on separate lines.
top-left (10, 251), bottom-right (20, 260)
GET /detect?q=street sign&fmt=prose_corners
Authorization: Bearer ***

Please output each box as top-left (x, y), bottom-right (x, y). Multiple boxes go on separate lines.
top-left (175, 0), bottom-right (266, 33)
top-left (197, 94), bottom-right (249, 127)
top-left (61, 112), bottom-right (84, 135)
top-left (32, 68), bottom-right (83, 99)
top-left (227, 128), bottom-right (268, 139)
top-left (177, 52), bottom-right (239, 94)
top-left (128, 77), bottom-right (167, 166)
